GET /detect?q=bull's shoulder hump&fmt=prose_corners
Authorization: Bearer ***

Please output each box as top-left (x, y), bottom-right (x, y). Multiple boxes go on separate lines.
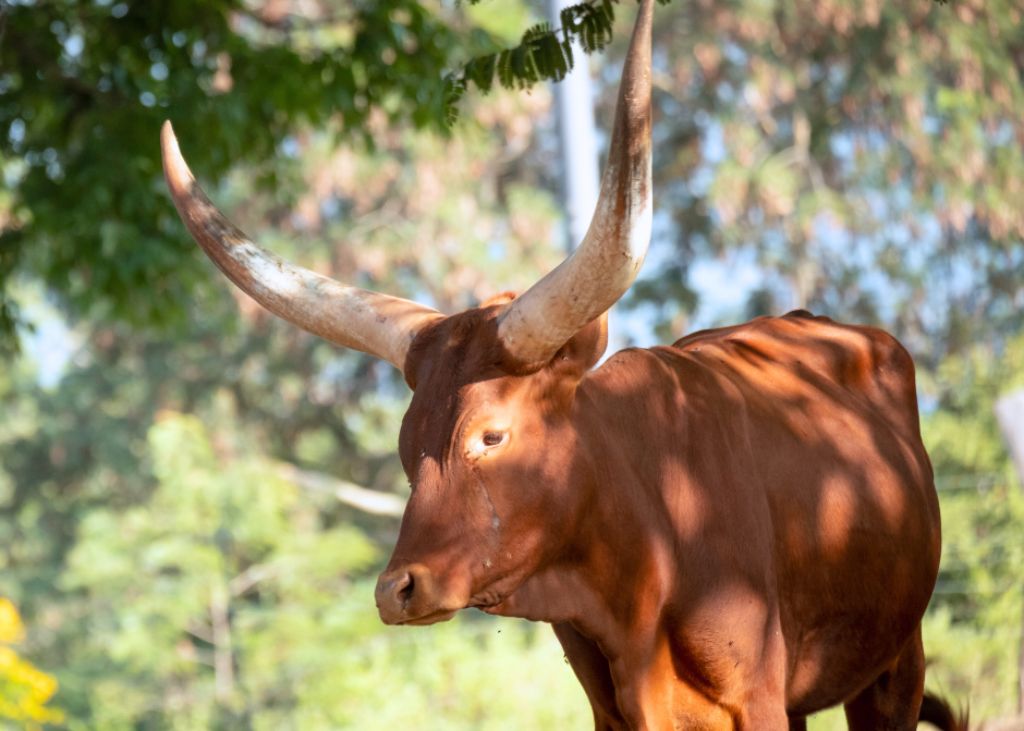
top-left (660, 314), bottom-right (918, 406)
top-left (672, 314), bottom-right (908, 367)
top-left (585, 315), bottom-right (916, 401)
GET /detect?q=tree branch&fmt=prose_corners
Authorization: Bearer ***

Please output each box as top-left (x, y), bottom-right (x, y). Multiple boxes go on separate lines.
top-left (274, 462), bottom-right (406, 517)
top-left (228, 563), bottom-right (279, 598)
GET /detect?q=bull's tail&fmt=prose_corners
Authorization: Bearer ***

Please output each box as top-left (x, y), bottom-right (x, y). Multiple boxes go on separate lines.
top-left (919, 691), bottom-right (969, 731)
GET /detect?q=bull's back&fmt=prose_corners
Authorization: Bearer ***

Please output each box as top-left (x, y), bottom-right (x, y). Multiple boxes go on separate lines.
top-left (672, 311), bottom-right (921, 431)
top-left (667, 312), bottom-right (940, 712)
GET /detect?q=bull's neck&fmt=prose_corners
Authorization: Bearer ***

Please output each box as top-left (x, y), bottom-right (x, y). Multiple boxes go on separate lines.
top-left (489, 349), bottom-right (681, 657)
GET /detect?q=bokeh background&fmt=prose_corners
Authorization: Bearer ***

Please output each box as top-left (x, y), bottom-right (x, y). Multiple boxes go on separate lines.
top-left (1, 0), bottom-right (1022, 728)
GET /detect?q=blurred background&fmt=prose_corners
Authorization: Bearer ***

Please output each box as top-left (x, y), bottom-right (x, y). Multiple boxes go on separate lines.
top-left (1, 0), bottom-right (1022, 728)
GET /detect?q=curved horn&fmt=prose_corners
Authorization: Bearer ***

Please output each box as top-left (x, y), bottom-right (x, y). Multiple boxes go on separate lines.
top-left (497, 0), bottom-right (654, 368)
top-left (160, 121), bottom-right (442, 373)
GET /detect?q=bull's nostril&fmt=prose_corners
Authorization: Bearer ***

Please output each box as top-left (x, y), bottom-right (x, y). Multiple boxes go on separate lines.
top-left (396, 571), bottom-right (414, 607)
top-left (376, 565), bottom-right (434, 622)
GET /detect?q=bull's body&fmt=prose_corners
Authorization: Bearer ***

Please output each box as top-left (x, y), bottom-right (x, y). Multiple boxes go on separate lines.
top-left (395, 308), bottom-right (940, 728)
top-left (161, 0), bottom-right (957, 725)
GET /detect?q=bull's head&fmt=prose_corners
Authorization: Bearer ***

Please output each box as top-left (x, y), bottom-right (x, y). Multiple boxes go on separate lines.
top-left (161, 0), bottom-right (652, 626)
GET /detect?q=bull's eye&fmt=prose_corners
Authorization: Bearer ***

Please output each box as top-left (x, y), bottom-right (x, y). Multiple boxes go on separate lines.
top-left (482, 431), bottom-right (505, 447)
top-left (466, 429), bottom-right (509, 458)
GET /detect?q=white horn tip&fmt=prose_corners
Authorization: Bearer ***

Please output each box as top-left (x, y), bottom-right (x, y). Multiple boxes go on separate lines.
top-left (160, 120), bottom-right (195, 194)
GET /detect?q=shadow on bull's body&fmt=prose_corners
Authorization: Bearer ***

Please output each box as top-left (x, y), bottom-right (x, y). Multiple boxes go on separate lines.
top-left (377, 303), bottom-right (944, 730)
top-left (159, 1), bottom-right (964, 728)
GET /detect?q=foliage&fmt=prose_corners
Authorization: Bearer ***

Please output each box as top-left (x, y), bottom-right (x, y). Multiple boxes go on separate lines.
top-left (450, 0), bottom-right (717, 128)
top-left (923, 334), bottom-right (1024, 480)
top-left (618, 0), bottom-right (1024, 367)
top-left (4, 0), bottom-right (1021, 370)
top-left (444, 0), bottom-right (622, 125)
top-left (0, 598), bottom-right (64, 729)
top-left (922, 486), bottom-right (1024, 721)
top-left (0, 0), bottom-right (468, 348)
top-left (919, 334), bottom-right (1024, 720)
top-left (447, 0), bottom-right (951, 126)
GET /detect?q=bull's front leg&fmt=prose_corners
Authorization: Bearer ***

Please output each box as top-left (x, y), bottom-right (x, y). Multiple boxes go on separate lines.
top-left (610, 630), bottom-right (734, 730)
top-left (604, 618), bottom-right (790, 730)
top-left (552, 621), bottom-right (628, 730)
top-left (659, 605), bottom-right (791, 731)
top-left (553, 616), bottom-right (708, 730)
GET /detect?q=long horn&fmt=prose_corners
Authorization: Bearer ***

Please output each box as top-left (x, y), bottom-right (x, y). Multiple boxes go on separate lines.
top-left (497, 0), bottom-right (654, 368)
top-left (160, 121), bottom-right (442, 373)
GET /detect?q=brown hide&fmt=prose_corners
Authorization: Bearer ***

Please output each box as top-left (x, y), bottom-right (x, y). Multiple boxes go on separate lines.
top-left (376, 309), bottom-right (943, 729)
top-left (161, 0), bottom-right (951, 721)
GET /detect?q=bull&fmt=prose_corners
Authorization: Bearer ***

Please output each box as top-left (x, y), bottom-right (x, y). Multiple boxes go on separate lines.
top-left (160, 0), bottom-right (964, 727)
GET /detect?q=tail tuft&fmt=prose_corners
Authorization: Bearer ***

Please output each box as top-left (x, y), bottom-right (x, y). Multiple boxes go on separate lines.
top-left (919, 691), bottom-right (969, 731)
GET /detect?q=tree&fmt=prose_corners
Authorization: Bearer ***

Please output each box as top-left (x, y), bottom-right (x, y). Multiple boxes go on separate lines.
top-left (609, 0), bottom-right (1023, 366)
top-left (0, 0), bottom-right (491, 348)
top-left (62, 410), bottom-right (378, 727)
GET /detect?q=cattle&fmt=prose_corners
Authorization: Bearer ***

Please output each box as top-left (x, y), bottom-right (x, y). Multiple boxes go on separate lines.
top-left (160, 0), bottom-right (965, 727)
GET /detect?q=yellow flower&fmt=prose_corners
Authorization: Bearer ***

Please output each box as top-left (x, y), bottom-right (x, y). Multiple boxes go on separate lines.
top-left (0, 599), bottom-right (64, 726)
top-left (0, 599), bottom-right (25, 645)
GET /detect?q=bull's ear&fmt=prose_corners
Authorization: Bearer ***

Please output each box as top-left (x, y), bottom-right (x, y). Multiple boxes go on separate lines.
top-left (550, 313), bottom-right (608, 380)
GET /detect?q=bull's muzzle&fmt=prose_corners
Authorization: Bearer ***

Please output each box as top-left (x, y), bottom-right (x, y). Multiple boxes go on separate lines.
top-left (374, 563), bottom-right (458, 626)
